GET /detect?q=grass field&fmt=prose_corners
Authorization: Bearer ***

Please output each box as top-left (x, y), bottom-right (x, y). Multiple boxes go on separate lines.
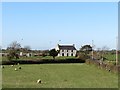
top-left (2, 63), bottom-right (118, 88)
top-left (104, 54), bottom-right (116, 61)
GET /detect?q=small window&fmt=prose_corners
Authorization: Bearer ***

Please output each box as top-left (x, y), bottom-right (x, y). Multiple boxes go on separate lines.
top-left (61, 50), bottom-right (64, 53)
top-left (67, 50), bottom-right (68, 52)
top-left (71, 50), bottom-right (73, 52)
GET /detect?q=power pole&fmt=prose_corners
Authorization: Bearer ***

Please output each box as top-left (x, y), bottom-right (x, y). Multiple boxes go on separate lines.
top-left (58, 40), bottom-right (61, 44)
top-left (116, 36), bottom-right (118, 66)
top-left (92, 40), bottom-right (94, 60)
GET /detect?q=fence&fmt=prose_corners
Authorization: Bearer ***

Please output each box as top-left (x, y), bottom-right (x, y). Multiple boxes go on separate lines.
top-left (85, 59), bottom-right (120, 73)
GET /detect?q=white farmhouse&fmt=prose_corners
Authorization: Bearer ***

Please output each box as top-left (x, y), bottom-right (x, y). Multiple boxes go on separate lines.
top-left (55, 44), bottom-right (77, 57)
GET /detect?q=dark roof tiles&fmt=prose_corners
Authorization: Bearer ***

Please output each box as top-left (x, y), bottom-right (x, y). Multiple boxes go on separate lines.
top-left (58, 45), bottom-right (76, 50)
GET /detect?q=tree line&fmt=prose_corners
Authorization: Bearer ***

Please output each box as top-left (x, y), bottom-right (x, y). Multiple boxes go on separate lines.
top-left (1, 41), bottom-right (118, 61)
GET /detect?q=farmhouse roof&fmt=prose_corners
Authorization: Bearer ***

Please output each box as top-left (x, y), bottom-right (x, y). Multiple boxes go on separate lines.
top-left (58, 44), bottom-right (76, 50)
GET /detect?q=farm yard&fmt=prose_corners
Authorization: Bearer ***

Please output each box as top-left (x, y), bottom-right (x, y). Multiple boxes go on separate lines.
top-left (2, 63), bottom-right (118, 88)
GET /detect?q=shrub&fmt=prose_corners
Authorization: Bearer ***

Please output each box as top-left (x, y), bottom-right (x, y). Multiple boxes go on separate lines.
top-left (42, 53), bottom-right (47, 57)
top-left (7, 51), bottom-right (19, 60)
top-left (49, 49), bottom-right (59, 60)
top-left (77, 53), bottom-right (89, 60)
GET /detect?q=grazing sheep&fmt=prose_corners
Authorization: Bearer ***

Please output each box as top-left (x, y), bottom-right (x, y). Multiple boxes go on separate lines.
top-left (17, 63), bottom-right (20, 65)
top-left (1, 65), bottom-right (4, 68)
top-left (19, 66), bottom-right (21, 69)
top-left (37, 79), bottom-right (41, 84)
top-left (11, 65), bottom-right (14, 67)
top-left (15, 68), bottom-right (17, 71)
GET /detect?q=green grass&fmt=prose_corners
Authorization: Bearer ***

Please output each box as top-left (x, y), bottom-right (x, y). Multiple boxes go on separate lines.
top-left (1, 56), bottom-right (7, 61)
top-left (104, 54), bottom-right (116, 61)
top-left (103, 54), bottom-right (120, 65)
top-left (2, 63), bottom-right (118, 88)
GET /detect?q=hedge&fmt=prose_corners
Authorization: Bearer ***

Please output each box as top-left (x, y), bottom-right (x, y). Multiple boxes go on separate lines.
top-left (1, 58), bottom-right (85, 65)
top-left (85, 59), bottom-right (120, 73)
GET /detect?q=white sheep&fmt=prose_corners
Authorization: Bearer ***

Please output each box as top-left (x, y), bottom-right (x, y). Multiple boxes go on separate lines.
top-left (37, 79), bottom-right (41, 84)
top-left (15, 68), bottom-right (17, 71)
top-left (19, 66), bottom-right (21, 69)
top-left (1, 65), bottom-right (4, 68)
top-left (11, 65), bottom-right (14, 67)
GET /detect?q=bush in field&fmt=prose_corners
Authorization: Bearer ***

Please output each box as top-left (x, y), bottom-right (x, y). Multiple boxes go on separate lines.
top-left (7, 51), bottom-right (19, 60)
top-left (77, 52), bottom-right (89, 60)
top-left (41, 51), bottom-right (48, 57)
top-left (42, 53), bottom-right (47, 57)
top-left (49, 49), bottom-right (59, 60)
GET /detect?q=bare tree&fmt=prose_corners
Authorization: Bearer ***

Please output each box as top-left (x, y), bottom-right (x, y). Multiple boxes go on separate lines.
top-left (7, 41), bottom-right (21, 60)
top-left (7, 41), bottom-right (21, 51)
top-left (24, 45), bottom-right (31, 53)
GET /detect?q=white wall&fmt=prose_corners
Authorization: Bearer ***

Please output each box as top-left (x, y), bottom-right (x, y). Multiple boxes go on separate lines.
top-left (58, 49), bottom-right (77, 56)
top-left (73, 50), bottom-right (77, 56)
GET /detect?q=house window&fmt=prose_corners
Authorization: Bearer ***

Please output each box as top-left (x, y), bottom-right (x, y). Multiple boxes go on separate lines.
top-left (71, 50), bottom-right (73, 52)
top-left (67, 50), bottom-right (69, 52)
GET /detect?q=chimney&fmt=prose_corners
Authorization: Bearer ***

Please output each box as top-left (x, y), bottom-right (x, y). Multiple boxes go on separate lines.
top-left (73, 44), bottom-right (75, 47)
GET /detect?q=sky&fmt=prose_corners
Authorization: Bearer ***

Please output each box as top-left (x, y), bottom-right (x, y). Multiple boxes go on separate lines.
top-left (2, 2), bottom-right (118, 50)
